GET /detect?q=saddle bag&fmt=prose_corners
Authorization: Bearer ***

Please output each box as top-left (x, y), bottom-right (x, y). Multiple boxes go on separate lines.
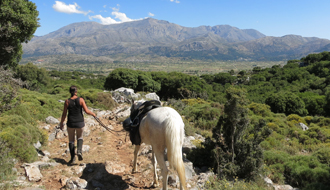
top-left (123, 117), bottom-right (141, 145)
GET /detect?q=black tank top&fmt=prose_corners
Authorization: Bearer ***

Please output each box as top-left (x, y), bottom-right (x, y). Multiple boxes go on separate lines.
top-left (67, 97), bottom-right (84, 123)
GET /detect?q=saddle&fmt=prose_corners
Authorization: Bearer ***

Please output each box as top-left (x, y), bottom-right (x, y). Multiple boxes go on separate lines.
top-left (123, 100), bottom-right (162, 145)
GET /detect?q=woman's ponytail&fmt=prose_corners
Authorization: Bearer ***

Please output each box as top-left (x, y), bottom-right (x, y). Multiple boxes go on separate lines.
top-left (69, 86), bottom-right (77, 97)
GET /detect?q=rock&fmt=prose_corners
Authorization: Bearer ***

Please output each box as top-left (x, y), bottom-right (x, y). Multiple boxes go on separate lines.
top-left (48, 132), bottom-right (55, 141)
top-left (72, 165), bottom-right (86, 175)
top-left (105, 161), bottom-right (126, 174)
top-left (273, 184), bottom-right (295, 190)
top-left (83, 126), bottom-right (91, 137)
top-left (42, 125), bottom-right (50, 130)
top-left (43, 151), bottom-right (51, 157)
top-left (24, 164), bottom-right (43, 182)
top-left (55, 130), bottom-right (64, 139)
top-left (21, 188), bottom-right (44, 190)
top-left (299, 123), bottom-right (309, 131)
top-left (33, 141), bottom-right (42, 149)
top-left (184, 161), bottom-right (195, 180)
top-left (113, 87), bottom-right (140, 102)
top-left (66, 177), bottom-right (88, 189)
top-left (114, 106), bottom-right (131, 118)
top-left (97, 110), bottom-right (112, 118)
top-left (264, 176), bottom-right (273, 186)
top-left (45, 116), bottom-right (59, 124)
top-left (60, 176), bottom-right (69, 186)
top-left (82, 145), bottom-right (90, 153)
top-left (182, 136), bottom-right (197, 154)
top-left (139, 145), bottom-right (152, 155)
top-left (145, 93), bottom-right (160, 101)
top-left (168, 174), bottom-right (179, 187)
top-left (197, 171), bottom-right (214, 188)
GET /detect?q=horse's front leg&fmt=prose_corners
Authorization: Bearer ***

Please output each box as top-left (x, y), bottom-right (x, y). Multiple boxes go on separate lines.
top-left (151, 150), bottom-right (159, 187)
top-left (132, 145), bottom-right (140, 173)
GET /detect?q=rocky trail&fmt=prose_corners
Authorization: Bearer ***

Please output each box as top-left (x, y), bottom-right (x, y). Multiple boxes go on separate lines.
top-left (7, 103), bottom-right (212, 190)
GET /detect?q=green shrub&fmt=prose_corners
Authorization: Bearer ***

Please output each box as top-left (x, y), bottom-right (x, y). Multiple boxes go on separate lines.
top-left (302, 183), bottom-right (330, 190)
top-left (264, 150), bottom-right (289, 165)
top-left (284, 155), bottom-right (329, 187)
top-left (313, 147), bottom-right (330, 166)
top-left (0, 114), bottom-right (48, 163)
top-left (287, 114), bottom-right (307, 125)
top-left (96, 92), bottom-right (117, 110)
top-left (248, 102), bottom-right (272, 117)
top-left (205, 176), bottom-right (271, 190)
top-left (0, 137), bottom-right (14, 180)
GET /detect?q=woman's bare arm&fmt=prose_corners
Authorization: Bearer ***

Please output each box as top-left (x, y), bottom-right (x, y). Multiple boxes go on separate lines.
top-left (80, 98), bottom-right (96, 117)
top-left (59, 100), bottom-right (69, 130)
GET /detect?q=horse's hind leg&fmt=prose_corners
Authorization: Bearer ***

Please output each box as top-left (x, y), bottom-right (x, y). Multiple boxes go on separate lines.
top-left (154, 149), bottom-right (168, 190)
top-left (132, 145), bottom-right (140, 173)
top-left (151, 150), bottom-right (159, 187)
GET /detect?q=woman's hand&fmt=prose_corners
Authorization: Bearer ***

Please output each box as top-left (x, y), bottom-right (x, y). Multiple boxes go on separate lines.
top-left (59, 123), bottom-right (64, 130)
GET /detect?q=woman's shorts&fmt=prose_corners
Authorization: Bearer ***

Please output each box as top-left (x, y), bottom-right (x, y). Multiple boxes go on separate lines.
top-left (67, 122), bottom-right (85, 128)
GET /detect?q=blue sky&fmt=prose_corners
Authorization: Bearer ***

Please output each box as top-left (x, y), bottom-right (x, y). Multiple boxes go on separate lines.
top-left (32, 0), bottom-right (330, 40)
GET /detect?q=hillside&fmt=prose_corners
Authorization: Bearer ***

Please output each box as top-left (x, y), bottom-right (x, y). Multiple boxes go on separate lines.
top-left (22, 18), bottom-right (330, 62)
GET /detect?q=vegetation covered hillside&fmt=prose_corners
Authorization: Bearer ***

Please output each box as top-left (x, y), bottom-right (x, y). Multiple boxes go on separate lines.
top-left (1, 51), bottom-right (330, 189)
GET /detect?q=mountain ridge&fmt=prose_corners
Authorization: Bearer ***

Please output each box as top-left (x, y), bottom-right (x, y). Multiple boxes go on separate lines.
top-left (23, 18), bottom-right (330, 61)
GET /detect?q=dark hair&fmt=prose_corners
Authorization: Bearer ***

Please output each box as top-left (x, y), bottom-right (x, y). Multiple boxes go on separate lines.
top-left (69, 85), bottom-right (77, 97)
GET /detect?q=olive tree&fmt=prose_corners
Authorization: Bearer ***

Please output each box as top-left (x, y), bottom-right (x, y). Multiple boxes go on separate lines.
top-left (0, 0), bottom-right (39, 68)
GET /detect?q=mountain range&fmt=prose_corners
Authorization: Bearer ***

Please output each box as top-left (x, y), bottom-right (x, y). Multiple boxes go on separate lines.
top-left (22, 18), bottom-right (330, 61)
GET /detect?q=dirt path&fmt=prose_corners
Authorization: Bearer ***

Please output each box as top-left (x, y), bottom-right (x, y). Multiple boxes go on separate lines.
top-left (20, 114), bottom-right (170, 190)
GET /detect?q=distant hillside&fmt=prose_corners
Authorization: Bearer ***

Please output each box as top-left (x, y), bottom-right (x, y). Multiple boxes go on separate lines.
top-left (22, 18), bottom-right (330, 62)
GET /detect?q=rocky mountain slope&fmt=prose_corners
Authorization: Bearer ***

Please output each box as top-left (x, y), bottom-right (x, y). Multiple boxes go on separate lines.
top-left (23, 18), bottom-right (330, 61)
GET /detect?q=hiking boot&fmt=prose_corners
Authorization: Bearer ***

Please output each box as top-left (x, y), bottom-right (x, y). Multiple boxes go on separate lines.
top-left (77, 139), bottom-right (83, 161)
top-left (68, 142), bottom-right (76, 165)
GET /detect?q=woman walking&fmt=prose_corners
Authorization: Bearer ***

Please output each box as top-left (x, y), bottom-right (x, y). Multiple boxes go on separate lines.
top-left (59, 85), bottom-right (96, 165)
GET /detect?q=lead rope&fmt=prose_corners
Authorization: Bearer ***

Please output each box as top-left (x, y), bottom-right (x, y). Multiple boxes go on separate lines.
top-left (93, 116), bottom-right (122, 136)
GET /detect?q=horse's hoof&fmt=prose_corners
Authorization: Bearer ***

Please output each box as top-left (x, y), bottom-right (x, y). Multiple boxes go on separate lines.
top-left (132, 169), bottom-right (137, 173)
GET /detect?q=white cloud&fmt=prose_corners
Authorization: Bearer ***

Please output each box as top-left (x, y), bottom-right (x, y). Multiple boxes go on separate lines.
top-left (103, 5), bottom-right (107, 8)
top-left (111, 11), bottom-right (133, 22)
top-left (170, 0), bottom-right (180, 3)
top-left (88, 15), bottom-right (118, 25)
top-left (53, 1), bottom-right (90, 15)
top-left (148, 12), bottom-right (155, 17)
top-left (89, 6), bottom-right (143, 25)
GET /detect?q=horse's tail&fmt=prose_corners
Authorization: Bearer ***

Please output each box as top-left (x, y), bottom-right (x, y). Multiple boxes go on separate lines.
top-left (165, 115), bottom-right (186, 189)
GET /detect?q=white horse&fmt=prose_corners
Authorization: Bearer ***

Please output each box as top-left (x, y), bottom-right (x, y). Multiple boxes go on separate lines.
top-left (130, 100), bottom-right (186, 190)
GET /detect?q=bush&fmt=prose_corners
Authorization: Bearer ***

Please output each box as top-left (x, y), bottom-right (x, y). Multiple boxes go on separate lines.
top-left (313, 147), bottom-right (330, 166)
top-left (96, 92), bottom-right (117, 110)
top-left (287, 114), bottom-right (307, 125)
top-left (248, 102), bottom-right (272, 117)
top-left (0, 137), bottom-right (14, 180)
top-left (284, 155), bottom-right (329, 187)
top-left (0, 67), bottom-right (22, 113)
top-left (0, 115), bottom-right (47, 162)
top-left (264, 150), bottom-right (289, 165)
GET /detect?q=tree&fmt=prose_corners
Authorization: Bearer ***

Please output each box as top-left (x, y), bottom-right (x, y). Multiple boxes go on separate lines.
top-left (222, 87), bottom-right (250, 163)
top-left (265, 92), bottom-right (308, 116)
top-left (0, 66), bottom-right (23, 113)
top-left (15, 62), bottom-right (50, 91)
top-left (0, 0), bottom-right (39, 68)
top-left (213, 87), bottom-right (271, 179)
top-left (104, 68), bottom-right (139, 90)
